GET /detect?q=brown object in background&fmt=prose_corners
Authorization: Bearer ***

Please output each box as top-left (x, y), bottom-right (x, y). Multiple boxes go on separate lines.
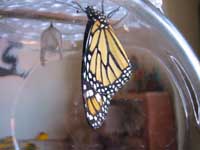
top-left (145, 92), bottom-right (177, 150)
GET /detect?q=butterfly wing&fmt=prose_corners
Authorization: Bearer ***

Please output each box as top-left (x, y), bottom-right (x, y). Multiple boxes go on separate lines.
top-left (82, 21), bottom-right (133, 129)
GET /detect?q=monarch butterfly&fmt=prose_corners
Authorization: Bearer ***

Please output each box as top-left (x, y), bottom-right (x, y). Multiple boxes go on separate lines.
top-left (73, 0), bottom-right (133, 129)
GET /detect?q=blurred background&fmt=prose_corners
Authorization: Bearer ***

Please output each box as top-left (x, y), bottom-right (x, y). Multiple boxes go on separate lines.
top-left (163, 0), bottom-right (200, 56)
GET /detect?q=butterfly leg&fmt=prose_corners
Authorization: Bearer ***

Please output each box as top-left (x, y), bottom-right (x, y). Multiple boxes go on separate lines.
top-left (101, 0), bottom-right (105, 14)
top-left (111, 10), bottom-right (128, 27)
top-left (71, 0), bottom-right (85, 12)
top-left (107, 7), bottom-right (120, 19)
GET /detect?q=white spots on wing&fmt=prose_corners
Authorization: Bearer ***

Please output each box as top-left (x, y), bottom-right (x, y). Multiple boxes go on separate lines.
top-left (86, 89), bottom-right (94, 97)
top-left (90, 81), bottom-right (94, 86)
top-left (94, 116), bottom-right (97, 120)
top-left (87, 112), bottom-right (94, 120)
top-left (104, 105), bottom-right (108, 110)
top-left (95, 93), bottom-right (101, 101)
top-left (106, 100), bottom-right (110, 105)
top-left (94, 84), bottom-right (97, 90)
top-left (89, 72), bottom-right (92, 79)
top-left (99, 113), bottom-right (102, 117)
top-left (117, 84), bottom-right (121, 87)
top-left (83, 71), bottom-right (86, 79)
top-left (88, 54), bottom-right (91, 60)
top-left (89, 35), bottom-right (92, 45)
top-left (101, 88), bottom-right (105, 92)
top-left (83, 84), bottom-right (87, 90)
top-left (107, 95), bottom-right (111, 99)
top-left (100, 24), bottom-right (105, 28)
top-left (102, 107), bottom-right (105, 112)
top-left (86, 62), bottom-right (89, 71)
top-left (106, 90), bottom-right (110, 94)
top-left (103, 96), bottom-right (106, 101)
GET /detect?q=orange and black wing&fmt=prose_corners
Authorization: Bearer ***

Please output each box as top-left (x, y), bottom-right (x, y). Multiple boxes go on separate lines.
top-left (82, 21), bottom-right (133, 129)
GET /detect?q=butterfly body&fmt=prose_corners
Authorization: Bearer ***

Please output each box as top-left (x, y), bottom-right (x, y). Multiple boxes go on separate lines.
top-left (85, 6), bottom-right (108, 27)
top-left (80, 4), bottom-right (133, 129)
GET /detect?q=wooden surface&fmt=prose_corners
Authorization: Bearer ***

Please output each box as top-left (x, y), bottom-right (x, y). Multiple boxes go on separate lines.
top-left (0, 8), bottom-right (119, 25)
top-left (145, 92), bottom-right (177, 150)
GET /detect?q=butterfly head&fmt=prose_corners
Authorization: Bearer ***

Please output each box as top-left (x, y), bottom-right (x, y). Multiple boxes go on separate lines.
top-left (85, 6), bottom-right (107, 24)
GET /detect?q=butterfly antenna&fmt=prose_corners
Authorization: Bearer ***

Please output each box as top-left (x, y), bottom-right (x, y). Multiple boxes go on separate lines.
top-left (107, 6), bottom-right (120, 19)
top-left (54, 0), bottom-right (81, 11)
top-left (72, 1), bottom-right (86, 13)
top-left (101, 0), bottom-right (105, 13)
top-left (112, 10), bottom-right (128, 27)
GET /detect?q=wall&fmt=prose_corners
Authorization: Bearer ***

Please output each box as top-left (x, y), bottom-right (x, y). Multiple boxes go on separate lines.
top-left (163, 0), bottom-right (200, 55)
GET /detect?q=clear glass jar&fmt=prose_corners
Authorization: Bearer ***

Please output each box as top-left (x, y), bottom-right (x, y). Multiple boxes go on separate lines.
top-left (0, 0), bottom-right (199, 150)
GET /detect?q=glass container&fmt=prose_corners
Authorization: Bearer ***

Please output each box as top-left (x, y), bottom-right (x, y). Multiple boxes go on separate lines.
top-left (0, 0), bottom-right (199, 150)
